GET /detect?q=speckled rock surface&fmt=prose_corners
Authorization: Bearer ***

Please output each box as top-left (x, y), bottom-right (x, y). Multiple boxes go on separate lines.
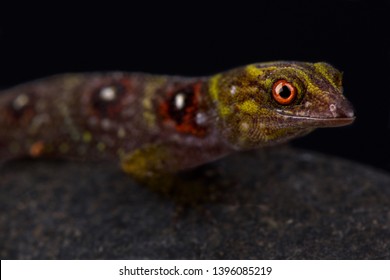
top-left (1, 147), bottom-right (390, 259)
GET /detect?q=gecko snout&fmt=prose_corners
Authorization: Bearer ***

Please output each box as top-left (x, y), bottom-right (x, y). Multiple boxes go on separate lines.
top-left (329, 98), bottom-right (355, 119)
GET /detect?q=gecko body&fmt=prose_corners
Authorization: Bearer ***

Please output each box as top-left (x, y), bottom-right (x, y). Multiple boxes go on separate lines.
top-left (0, 62), bottom-right (355, 180)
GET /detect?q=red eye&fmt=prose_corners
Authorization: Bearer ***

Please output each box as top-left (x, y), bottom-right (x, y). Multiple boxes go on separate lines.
top-left (272, 80), bottom-right (297, 105)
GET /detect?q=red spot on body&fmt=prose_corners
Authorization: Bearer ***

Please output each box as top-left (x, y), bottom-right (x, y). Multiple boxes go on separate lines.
top-left (159, 82), bottom-right (206, 137)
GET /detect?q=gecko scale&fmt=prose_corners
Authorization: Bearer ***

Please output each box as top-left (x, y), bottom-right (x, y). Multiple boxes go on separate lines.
top-left (0, 62), bottom-right (355, 180)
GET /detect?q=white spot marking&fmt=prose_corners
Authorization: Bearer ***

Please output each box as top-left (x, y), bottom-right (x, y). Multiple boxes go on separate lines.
top-left (101, 118), bottom-right (111, 130)
top-left (100, 86), bottom-right (116, 101)
top-left (195, 112), bottom-right (207, 125)
top-left (174, 93), bottom-right (185, 110)
top-left (304, 101), bottom-right (312, 108)
top-left (13, 94), bottom-right (29, 110)
top-left (117, 127), bottom-right (126, 138)
top-left (240, 122), bottom-right (250, 131)
top-left (230, 85), bottom-right (237, 96)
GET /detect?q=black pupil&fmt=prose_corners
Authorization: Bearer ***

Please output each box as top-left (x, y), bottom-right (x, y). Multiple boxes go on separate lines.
top-left (279, 85), bottom-right (291, 99)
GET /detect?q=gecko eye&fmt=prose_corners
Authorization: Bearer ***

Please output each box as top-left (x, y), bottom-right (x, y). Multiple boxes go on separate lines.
top-left (272, 80), bottom-right (297, 105)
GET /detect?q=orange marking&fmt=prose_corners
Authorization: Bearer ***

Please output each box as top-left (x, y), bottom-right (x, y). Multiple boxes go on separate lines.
top-left (29, 141), bottom-right (45, 157)
top-left (159, 81), bottom-right (206, 137)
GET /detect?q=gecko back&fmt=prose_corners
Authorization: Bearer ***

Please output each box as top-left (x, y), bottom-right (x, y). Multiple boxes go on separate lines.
top-left (0, 72), bottom-right (221, 169)
top-left (0, 73), bottom-right (151, 162)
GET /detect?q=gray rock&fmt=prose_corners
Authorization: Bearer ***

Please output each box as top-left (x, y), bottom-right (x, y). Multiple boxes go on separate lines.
top-left (1, 146), bottom-right (389, 259)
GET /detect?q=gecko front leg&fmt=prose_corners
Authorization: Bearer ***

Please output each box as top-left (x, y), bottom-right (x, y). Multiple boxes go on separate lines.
top-left (120, 142), bottom-right (234, 204)
top-left (120, 142), bottom-right (231, 186)
top-left (120, 144), bottom-right (172, 180)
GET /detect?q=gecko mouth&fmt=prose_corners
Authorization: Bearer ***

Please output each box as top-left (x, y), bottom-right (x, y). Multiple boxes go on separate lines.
top-left (276, 112), bottom-right (356, 128)
top-left (274, 93), bottom-right (356, 128)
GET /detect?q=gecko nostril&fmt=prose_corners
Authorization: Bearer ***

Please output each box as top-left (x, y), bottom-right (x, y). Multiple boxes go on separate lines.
top-left (329, 104), bottom-right (337, 115)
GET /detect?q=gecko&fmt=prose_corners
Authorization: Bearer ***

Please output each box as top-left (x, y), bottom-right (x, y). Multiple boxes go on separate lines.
top-left (0, 62), bottom-right (355, 182)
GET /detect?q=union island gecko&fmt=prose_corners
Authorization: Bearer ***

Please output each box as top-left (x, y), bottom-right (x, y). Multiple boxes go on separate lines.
top-left (0, 62), bottom-right (355, 185)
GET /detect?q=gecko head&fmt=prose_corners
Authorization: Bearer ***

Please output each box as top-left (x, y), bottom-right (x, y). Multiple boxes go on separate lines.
top-left (210, 61), bottom-right (355, 149)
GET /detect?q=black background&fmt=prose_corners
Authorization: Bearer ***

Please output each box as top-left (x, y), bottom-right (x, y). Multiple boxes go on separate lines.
top-left (0, 1), bottom-right (389, 172)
